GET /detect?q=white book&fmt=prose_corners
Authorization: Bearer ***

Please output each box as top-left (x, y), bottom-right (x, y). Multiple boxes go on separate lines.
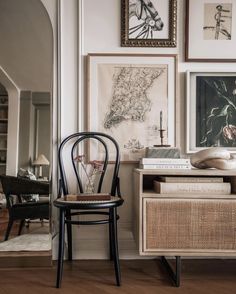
top-left (153, 181), bottom-right (231, 194)
top-left (158, 176), bottom-right (224, 183)
top-left (140, 158), bottom-right (190, 165)
top-left (140, 164), bottom-right (191, 170)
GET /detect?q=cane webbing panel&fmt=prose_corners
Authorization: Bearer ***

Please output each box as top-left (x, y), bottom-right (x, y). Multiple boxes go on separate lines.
top-left (144, 198), bottom-right (236, 251)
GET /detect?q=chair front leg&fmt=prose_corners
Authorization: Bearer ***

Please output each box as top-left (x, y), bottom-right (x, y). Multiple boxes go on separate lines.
top-left (4, 218), bottom-right (14, 241)
top-left (111, 207), bottom-right (121, 286)
top-left (66, 209), bottom-right (72, 261)
top-left (56, 208), bottom-right (65, 288)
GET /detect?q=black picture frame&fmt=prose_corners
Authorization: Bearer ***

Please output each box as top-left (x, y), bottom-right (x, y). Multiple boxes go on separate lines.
top-left (186, 70), bottom-right (236, 153)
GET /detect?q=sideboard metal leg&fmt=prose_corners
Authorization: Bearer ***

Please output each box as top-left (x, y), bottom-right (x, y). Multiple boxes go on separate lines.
top-left (161, 256), bottom-right (181, 287)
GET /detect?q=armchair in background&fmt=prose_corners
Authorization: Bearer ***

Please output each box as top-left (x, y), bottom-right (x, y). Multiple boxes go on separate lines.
top-left (0, 175), bottom-right (50, 241)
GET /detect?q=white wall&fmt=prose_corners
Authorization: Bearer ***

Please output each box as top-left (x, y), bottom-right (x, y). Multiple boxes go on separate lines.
top-left (0, 66), bottom-right (20, 176)
top-left (0, 0), bottom-right (53, 92)
top-left (72, 0), bottom-right (181, 259)
top-left (82, 0), bottom-right (236, 154)
top-left (80, 0), bottom-right (181, 259)
top-left (50, 0), bottom-right (236, 259)
top-left (0, 0), bottom-right (54, 176)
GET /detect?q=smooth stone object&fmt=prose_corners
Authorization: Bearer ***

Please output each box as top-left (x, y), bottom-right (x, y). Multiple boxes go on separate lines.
top-left (190, 147), bottom-right (236, 169)
top-left (203, 158), bottom-right (236, 170)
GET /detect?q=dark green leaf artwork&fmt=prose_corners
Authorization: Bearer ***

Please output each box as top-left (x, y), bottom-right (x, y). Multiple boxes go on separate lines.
top-left (196, 76), bottom-right (236, 147)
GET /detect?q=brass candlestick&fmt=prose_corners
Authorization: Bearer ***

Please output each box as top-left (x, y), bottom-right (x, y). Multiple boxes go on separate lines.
top-left (153, 128), bottom-right (171, 147)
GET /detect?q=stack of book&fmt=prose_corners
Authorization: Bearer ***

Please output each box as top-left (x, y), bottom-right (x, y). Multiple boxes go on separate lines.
top-left (153, 176), bottom-right (231, 195)
top-left (139, 158), bottom-right (191, 169)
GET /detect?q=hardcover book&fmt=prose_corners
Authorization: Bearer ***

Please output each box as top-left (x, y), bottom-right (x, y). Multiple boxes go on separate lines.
top-left (140, 158), bottom-right (190, 164)
top-left (153, 181), bottom-right (231, 194)
top-left (64, 194), bottom-right (111, 201)
top-left (140, 164), bottom-right (191, 170)
top-left (157, 176), bottom-right (224, 183)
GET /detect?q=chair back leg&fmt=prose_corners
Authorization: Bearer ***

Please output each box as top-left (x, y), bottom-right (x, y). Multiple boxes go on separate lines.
top-left (4, 218), bottom-right (14, 241)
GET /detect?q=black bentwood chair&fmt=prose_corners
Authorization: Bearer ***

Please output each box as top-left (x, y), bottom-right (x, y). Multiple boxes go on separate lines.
top-left (54, 132), bottom-right (124, 288)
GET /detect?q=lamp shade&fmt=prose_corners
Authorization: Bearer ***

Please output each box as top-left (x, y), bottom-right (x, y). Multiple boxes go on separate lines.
top-left (33, 154), bottom-right (49, 166)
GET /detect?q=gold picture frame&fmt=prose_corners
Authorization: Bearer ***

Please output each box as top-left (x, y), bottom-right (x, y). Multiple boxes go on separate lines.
top-left (121, 0), bottom-right (177, 47)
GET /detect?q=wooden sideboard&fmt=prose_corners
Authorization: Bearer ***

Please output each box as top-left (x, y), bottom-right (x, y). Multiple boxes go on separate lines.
top-left (133, 168), bottom-right (236, 286)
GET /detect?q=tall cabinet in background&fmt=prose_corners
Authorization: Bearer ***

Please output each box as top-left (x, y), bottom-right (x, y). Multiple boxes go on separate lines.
top-left (0, 86), bottom-right (8, 175)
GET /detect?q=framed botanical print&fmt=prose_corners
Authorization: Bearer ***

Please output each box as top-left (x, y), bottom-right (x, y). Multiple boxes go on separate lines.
top-left (186, 0), bottom-right (236, 62)
top-left (186, 70), bottom-right (236, 153)
top-left (87, 54), bottom-right (177, 162)
top-left (121, 0), bottom-right (177, 47)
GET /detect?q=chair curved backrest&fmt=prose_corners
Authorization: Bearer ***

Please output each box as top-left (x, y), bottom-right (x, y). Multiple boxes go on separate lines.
top-left (58, 132), bottom-right (121, 197)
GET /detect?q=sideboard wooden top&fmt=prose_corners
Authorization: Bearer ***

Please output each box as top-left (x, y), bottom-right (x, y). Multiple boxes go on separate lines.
top-left (134, 168), bottom-right (236, 176)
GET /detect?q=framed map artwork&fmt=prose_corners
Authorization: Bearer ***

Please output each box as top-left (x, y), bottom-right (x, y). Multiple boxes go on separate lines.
top-left (87, 54), bottom-right (177, 162)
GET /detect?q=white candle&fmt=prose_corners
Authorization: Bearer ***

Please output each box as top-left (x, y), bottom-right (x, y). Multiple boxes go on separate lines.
top-left (160, 111), bottom-right (163, 130)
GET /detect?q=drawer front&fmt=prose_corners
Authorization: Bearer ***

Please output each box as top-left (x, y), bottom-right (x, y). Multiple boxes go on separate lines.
top-left (143, 198), bottom-right (236, 252)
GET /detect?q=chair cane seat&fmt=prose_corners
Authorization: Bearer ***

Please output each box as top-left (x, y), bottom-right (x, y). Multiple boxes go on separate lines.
top-left (54, 195), bottom-right (124, 209)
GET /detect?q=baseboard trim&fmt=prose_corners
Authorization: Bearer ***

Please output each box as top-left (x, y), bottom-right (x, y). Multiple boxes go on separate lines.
top-left (0, 251), bottom-right (52, 267)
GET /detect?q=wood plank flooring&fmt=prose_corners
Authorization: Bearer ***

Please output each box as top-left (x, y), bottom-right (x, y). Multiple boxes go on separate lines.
top-left (0, 259), bottom-right (236, 294)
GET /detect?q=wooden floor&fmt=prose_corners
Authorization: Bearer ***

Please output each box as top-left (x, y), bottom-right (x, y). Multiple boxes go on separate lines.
top-left (0, 259), bottom-right (236, 293)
